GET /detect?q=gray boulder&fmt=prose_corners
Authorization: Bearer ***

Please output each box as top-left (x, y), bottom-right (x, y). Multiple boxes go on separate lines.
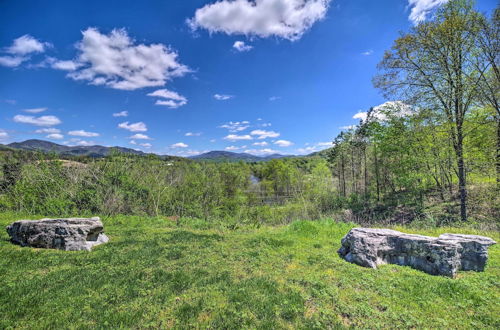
top-left (338, 228), bottom-right (496, 277)
top-left (6, 217), bottom-right (109, 251)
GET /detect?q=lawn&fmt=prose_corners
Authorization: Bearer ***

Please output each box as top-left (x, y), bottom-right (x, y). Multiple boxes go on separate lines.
top-left (0, 212), bottom-right (499, 329)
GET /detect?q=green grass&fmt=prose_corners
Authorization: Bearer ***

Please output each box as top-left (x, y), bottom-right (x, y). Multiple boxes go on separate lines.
top-left (0, 212), bottom-right (499, 329)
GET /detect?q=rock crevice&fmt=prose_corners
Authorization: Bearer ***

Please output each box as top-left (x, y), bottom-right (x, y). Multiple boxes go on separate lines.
top-left (6, 217), bottom-right (109, 251)
top-left (338, 228), bottom-right (496, 277)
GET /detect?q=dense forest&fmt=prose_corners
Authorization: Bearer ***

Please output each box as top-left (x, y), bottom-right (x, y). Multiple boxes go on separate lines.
top-left (0, 1), bottom-right (498, 229)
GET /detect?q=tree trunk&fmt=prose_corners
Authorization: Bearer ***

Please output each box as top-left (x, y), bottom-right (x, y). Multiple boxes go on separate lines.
top-left (456, 125), bottom-right (467, 222)
top-left (497, 117), bottom-right (500, 188)
top-left (374, 144), bottom-right (380, 202)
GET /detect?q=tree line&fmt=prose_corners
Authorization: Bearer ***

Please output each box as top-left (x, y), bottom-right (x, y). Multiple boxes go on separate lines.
top-left (326, 0), bottom-right (498, 225)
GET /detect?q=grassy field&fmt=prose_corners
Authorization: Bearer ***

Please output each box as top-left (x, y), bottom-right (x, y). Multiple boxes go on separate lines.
top-left (0, 213), bottom-right (499, 329)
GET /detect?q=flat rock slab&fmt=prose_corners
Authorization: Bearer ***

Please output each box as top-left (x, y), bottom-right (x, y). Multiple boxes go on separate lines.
top-left (6, 217), bottom-right (109, 251)
top-left (338, 228), bottom-right (496, 277)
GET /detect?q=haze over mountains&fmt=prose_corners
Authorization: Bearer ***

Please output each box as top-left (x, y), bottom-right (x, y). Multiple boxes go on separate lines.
top-left (1, 139), bottom-right (298, 161)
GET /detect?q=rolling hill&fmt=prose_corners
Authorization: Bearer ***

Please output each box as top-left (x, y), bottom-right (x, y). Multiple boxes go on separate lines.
top-left (5, 139), bottom-right (145, 157)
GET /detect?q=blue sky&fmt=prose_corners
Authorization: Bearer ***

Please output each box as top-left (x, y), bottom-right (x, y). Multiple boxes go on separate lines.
top-left (0, 0), bottom-right (497, 156)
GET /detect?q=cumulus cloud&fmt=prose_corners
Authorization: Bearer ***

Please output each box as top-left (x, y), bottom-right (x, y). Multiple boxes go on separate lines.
top-left (296, 141), bottom-right (332, 154)
top-left (113, 111), bottom-right (128, 117)
top-left (274, 139), bottom-right (293, 147)
top-left (214, 94), bottom-right (234, 101)
top-left (250, 129), bottom-right (280, 139)
top-left (188, 0), bottom-right (331, 41)
top-left (269, 96), bottom-right (281, 101)
top-left (0, 56), bottom-right (27, 67)
top-left (130, 140), bottom-right (152, 149)
top-left (244, 148), bottom-right (279, 156)
top-left (219, 121), bottom-right (250, 132)
top-left (23, 107), bottom-right (47, 114)
top-left (171, 142), bottom-right (188, 148)
top-left (407, 0), bottom-right (448, 24)
top-left (0, 35), bottom-right (50, 67)
top-left (5, 35), bottom-right (50, 55)
top-left (353, 111), bottom-right (368, 122)
top-left (118, 121), bottom-right (147, 132)
top-left (362, 50), bottom-right (373, 56)
top-left (74, 140), bottom-right (94, 146)
top-left (59, 28), bottom-right (189, 90)
top-left (68, 130), bottom-right (100, 137)
top-left (147, 88), bottom-right (187, 108)
top-left (129, 133), bottom-right (151, 140)
top-left (185, 132), bottom-right (202, 136)
top-left (224, 134), bottom-right (253, 141)
top-left (36, 128), bottom-right (60, 134)
top-left (46, 133), bottom-right (64, 140)
top-left (225, 146), bottom-right (241, 151)
top-left (0, 130), bottom-right (9, 140)
top-left (13, 115), bottom-right (61, 127)
top-left (50, 59), bottom-right (82, 71)
top-left (253, 141), bottom-right (268, 146)
top-left (233, 41), bottom-right (253, 52)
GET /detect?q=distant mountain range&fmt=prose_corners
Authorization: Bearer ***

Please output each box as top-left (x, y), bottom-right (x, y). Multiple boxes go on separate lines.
top-left (1, 139), bottom-right (323, 162)
top-left (4, 139), bottom-right (145, 157)
top-left (189, 151), bottom-right (291, 162)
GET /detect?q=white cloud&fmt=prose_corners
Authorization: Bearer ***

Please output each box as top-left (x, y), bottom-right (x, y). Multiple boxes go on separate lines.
top-left (68, 138), bottom-right (94, 146)
top-left (185, 132), bottom-right (202, 136)
top-left (171, 142), bottom-right (188, 148)
top-left (356, 101), bottom-right (414, 125)
top-left (296, 146), bottom-right (318, 154)
top-left (225, 146), bottom-right (241, 151)
top-left (68, 130), bottom-right (100, 137)
top-left (214, 94), bottom-right (234, 101)
top-left (353, 112), bottom-right (368, 121)
top-left (0, 35), bottom-right (50, 67)
top-left (269, 96), bottom-right (281, 101)
top-left (6, 35), bottom-right (49, 55)
top-left (362, 50), bottom-right (373, 56)
top-left (274, 139), bottom-right (293, 147)
top-left (36, 128), bottom-right (60, 134)
top-left (244, 148), bottom-right (279, 156)
top-left (0, 56), bottom-right (27, 67)
top-left (139, 142), bottom-right (152, 148)
top-left (233, 41), bottom-right (253, 52)
top-left (50, 59), bottom-right (82, 71)
top-left (0, 130), bottom-right (9, 139)
top-left (46, 133), bottom-right (64, 140)
top-left (224, 134), bottom-right (253, 141)
top-left (407, 0), bottom-right (448, 24)
top-left (129, 133), bottom-right (151, 140)
top-left (113, 111), bottom-right (128, 117)
top-left (296, 141), bottom-right (332, 154)
top-left (188, 0), bottom-right (331, 41)
top-left (23, 107), bottom-right (47, 114)
top-left (173, 149), bottom-right (208, 157)
top-left (148, 89), bottom-right (187, 108)
top-left (75, 140), bottom-right (94, 146)
top-left (118, 121), bottom-right (147, 132)
top-left (219, 121), bottom-right (250, 132)
top-left (340, 125), bottom-right (356, 130)
top-left (13, 115), bottom-right (61, 127)
top-left (250, 129), bottom-right (280, 139)
top-left (62, 28), bottom-right (189, 90)
top-left (253, 141), bottom-right (268, 146)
